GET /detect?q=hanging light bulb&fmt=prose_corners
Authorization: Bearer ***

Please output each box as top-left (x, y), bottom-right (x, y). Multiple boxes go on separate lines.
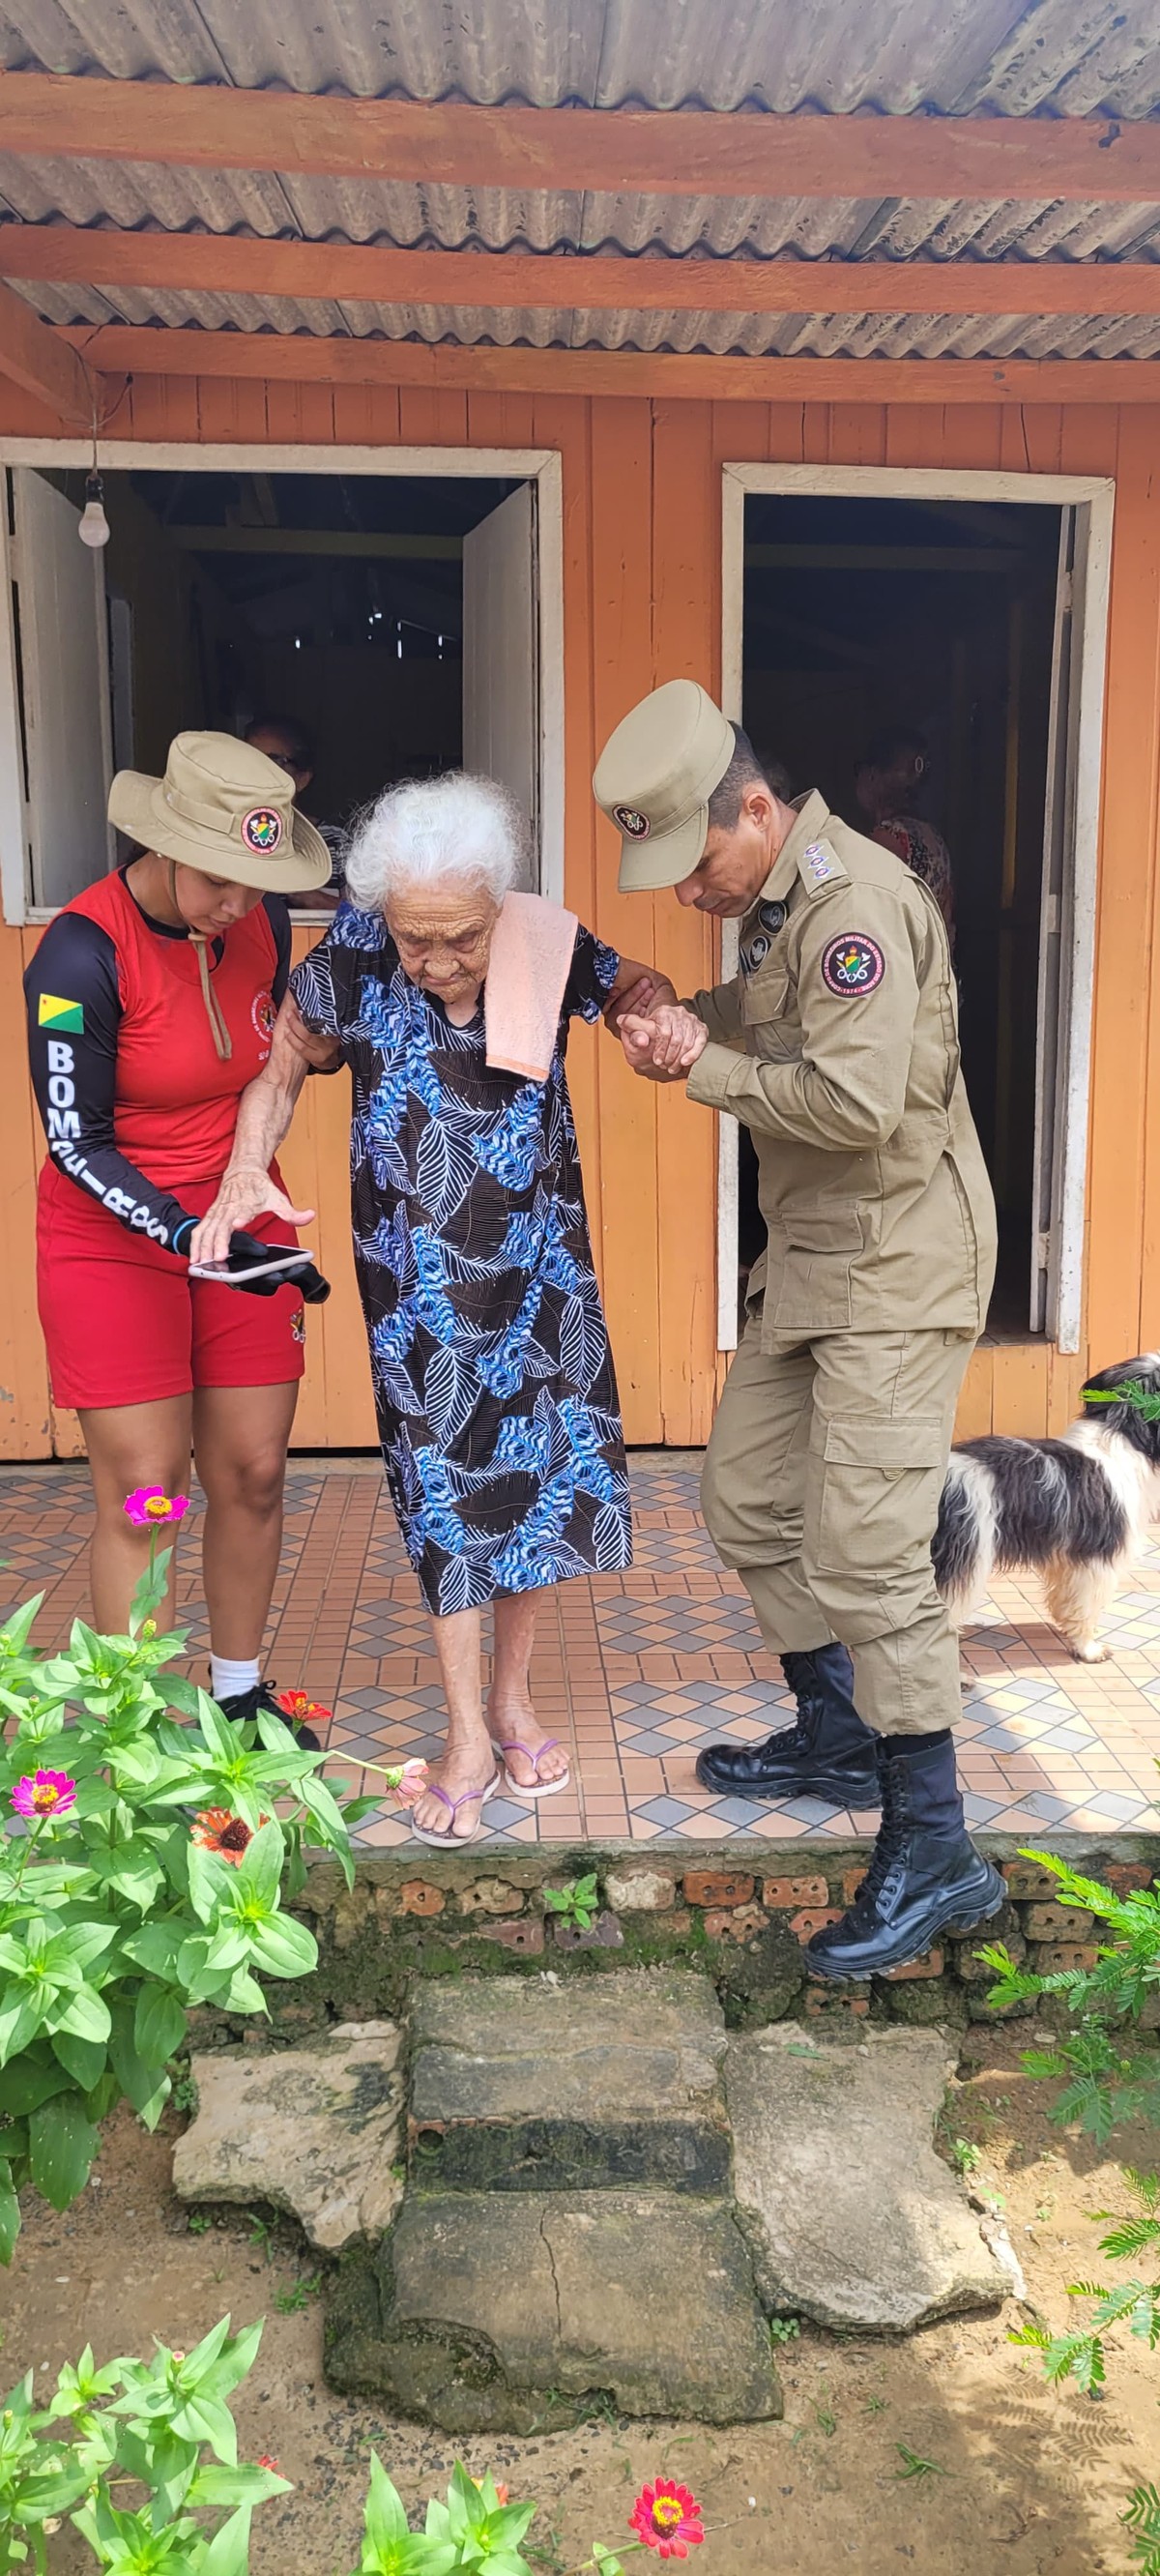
top-left (78, 470), bottom-right (110, 549)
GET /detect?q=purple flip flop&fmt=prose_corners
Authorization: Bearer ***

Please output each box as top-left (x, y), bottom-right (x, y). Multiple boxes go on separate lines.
top-left (410, 1767), bottom-right (501, 1847)
top-left (490, 1737), bottom-right (571, 1800)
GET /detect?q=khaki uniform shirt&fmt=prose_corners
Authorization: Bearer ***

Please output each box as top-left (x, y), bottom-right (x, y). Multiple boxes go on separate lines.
top-left (686, 791), bottom-right (997, 1342)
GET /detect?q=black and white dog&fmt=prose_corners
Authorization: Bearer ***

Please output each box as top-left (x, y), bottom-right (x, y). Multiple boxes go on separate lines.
top-left (934, 1356), bottom-right (1160, 1663)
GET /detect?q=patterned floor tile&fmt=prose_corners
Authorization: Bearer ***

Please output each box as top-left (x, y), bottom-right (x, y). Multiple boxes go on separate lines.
top-left (5, 1451), bottom-right (1160, 1850)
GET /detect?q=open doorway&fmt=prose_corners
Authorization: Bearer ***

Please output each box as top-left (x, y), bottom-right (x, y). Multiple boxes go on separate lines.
top-left (1, 447), bottom-right (562, 924)
top-left (720, 466), bottom-right (1112, 1359)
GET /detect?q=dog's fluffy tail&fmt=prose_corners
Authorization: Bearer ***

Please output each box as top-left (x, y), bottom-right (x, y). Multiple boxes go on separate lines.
top-left (933, 1450), bottom-right (997, 1625)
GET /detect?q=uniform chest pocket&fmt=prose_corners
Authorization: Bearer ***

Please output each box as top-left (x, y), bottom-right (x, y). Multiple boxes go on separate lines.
top-left (770, 1204), bottom-right (863, 1332)
top-left (740, 957), bottom-right (795, 1062)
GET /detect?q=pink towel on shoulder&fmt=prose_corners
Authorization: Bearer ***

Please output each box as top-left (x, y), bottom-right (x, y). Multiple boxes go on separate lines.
top-left (484, 891), bottom-right (579, 1082)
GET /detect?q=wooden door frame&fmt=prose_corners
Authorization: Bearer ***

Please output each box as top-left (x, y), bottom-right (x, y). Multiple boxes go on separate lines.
top-left (0, 437), bottom-right (566, 924)
top-left (718, 459), bottom-right (1115, 1359)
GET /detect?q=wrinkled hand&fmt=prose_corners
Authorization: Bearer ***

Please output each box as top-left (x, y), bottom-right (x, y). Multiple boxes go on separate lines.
top-left (620, 1004), bottom-right (709, 1075)
top-left (188, 1171), bottom-right (315, 1268)
top-left (604, 970), bottom-right (677, 1030)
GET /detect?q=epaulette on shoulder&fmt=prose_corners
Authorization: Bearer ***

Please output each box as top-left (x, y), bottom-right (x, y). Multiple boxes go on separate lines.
top-left (796, 836), bottom-right (849, 899)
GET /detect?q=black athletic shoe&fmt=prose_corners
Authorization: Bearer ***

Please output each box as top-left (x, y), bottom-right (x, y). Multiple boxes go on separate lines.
top-left (805, 1733), bottom-right (1004, 1981)
top-left (695, 1644), bottom-right (880, 1805)
top-left (215, 1679), bottom-right (322, 1754)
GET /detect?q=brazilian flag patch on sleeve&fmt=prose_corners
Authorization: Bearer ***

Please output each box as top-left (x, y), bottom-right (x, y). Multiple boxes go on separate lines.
top-left (38, 995), bottom-right (84, 1034)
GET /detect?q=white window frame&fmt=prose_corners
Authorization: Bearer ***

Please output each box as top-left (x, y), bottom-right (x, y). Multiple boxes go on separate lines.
top-left (719, 458), bottom-right (1115, 1359)
top-left (0, 438), bottom-right (566, 924)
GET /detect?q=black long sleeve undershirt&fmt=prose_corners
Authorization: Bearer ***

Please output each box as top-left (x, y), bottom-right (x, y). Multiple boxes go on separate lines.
top-left (24, 893), bottom-right (291, 1257)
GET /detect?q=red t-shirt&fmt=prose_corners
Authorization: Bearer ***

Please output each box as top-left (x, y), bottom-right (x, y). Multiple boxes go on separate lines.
top-left (25, 869), bottom-right (289, 1252)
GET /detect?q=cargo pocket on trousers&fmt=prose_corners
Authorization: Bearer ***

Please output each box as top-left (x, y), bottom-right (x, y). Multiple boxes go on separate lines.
top-left (815, 1415), bottom-right (947, 1580)
top-left (771, 1205), bottom-right (863, 1333)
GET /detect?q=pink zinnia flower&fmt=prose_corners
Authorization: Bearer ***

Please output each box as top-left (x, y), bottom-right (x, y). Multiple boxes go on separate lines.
top-left (123, 1487), bottom-right (190, 1529)
top-left (630, 2481), bottom-right (704, 2560)
top-left (384, 1759), bottom-right (429, 1807)
top-left (11, 1770), bottom-right (76, 1821)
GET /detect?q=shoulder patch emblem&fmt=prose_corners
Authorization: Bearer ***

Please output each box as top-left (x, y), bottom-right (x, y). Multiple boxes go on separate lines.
top-left (758, 898), bottom-right (787, 933)
top-left (740, 932), bottom-right (769, 976)
top-left (821, 933), bottom-right (885, 998)
top-left (38, 993), bottom-right (84, 1033)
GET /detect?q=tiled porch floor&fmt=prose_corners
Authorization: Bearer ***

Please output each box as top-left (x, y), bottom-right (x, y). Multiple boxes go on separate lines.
top-left (5, 1452), bottom-right (1160, 1847)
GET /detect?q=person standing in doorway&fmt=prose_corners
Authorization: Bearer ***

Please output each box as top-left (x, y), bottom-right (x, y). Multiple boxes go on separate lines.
top-left (593, 683), bottom-right (1002, 1980)
top-left (855, 725), bottom-right (956, 953)
top-left (246, 713), bottom-right (343, 913)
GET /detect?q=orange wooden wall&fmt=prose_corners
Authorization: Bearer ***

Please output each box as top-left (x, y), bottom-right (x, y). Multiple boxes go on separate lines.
top-left (1, 372), bottom-right (1157, 1456)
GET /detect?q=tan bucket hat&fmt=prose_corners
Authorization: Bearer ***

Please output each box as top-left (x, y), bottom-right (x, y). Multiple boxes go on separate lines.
top-left (593, 679), bottom-right (735, 891)
top-left (108, 730), bottom-right (332, 894)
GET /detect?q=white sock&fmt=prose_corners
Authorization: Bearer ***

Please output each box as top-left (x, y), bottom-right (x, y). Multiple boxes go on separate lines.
top-left (210, 1654), bottom-right (261, 1704)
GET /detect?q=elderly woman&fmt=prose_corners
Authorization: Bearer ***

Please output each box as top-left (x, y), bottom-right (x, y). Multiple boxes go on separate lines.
top-left (191, 773), bottom-right (672, 1844)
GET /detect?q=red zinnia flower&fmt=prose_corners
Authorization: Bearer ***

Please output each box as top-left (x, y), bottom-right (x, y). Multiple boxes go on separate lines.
top-left (190, 1808), bottom-right (269, 1865)
top-left (277, 1689), bottom-right (333, 1729)
top-left (630, 2481), bottom-right (704, 2560)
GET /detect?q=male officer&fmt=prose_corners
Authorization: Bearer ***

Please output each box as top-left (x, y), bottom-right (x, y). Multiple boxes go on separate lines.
top-left (593, 680), bottom-right (1002, 1978)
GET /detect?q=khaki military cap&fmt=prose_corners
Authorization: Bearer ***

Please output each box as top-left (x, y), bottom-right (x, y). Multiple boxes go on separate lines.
top-left (594, 680), bottom-right (735, 891)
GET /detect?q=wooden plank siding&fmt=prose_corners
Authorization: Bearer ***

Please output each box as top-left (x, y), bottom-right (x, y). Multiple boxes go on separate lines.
top-left (0, 372), bottom-right (1154, 1456)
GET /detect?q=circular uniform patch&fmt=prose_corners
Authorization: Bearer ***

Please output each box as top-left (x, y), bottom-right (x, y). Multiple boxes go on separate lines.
top-left (241, 805), bottom-right (284, 855)
top-left (613, 805), bottom-right (651, 839)
top-left (821, 932), bottom-right (885, 998)
top-left (758, 898), bottom-right (787, 933)
top-left (740, 932), bottom-right (769, 977)
top-left (251, 988), bottom-right (276, 1045)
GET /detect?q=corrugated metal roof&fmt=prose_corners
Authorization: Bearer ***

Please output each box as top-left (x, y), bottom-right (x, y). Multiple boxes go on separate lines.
top-left (4, 1), bottom-right (1160, 362)
top-left (5, 0), bottom-right (1160, 115)
top-left (12, 271), bottom-right (1160, 363)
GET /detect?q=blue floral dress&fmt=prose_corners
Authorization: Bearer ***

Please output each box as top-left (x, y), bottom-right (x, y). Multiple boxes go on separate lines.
top-left (291, 906), bottom-right (633, 1616)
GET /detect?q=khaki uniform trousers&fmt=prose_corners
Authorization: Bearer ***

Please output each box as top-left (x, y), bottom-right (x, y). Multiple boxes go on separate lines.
top-left (701, 1320), bottom-right (976, 1738)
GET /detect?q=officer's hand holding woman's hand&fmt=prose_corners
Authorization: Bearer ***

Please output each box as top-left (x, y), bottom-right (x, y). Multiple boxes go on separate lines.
top-left (619, 1003), bottom-right (709, 1078)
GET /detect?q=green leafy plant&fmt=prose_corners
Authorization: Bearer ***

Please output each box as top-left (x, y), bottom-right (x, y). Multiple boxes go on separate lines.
top-left (947, 2135), bottom-right (982, 2178)
top-left (1009, 2169), bottom-right (1160, 2397)
top-left (979, 1849), bottom-right (1160, 2145)
top-left (894, 2445), bottom-right (945, 2481)
top-left (542, 1876), bottom-right (600, 1934)
top-left (1123, 2482), bottom-right (1160, 2575)
top-left (348, 2460), bottom-right (707, 2576)
top-left (0, 2314), bottom-right (287, 2576)
top-left (767, 2317), bottom-right (799, 2346)
top-left (273, 2272), bottom-right (321, 2316)
top-left (0, 1541), bottom-right (372, 2260)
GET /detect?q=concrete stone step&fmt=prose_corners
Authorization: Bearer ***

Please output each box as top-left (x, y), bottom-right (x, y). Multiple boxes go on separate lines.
top-left (725, 2022), bottom-right (1013, 2333)
top-left (326, 2185), bottom-right (783, 2433)
top-left (408, 1968), bottom-right (731, 2196)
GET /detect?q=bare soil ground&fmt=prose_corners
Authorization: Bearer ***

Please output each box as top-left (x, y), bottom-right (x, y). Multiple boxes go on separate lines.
top-left (4, 2024), bottom-right (1158, 2576)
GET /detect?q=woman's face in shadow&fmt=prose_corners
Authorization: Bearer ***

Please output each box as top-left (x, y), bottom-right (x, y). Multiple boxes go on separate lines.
top-left (386, 877), bottom-right (499, 1011)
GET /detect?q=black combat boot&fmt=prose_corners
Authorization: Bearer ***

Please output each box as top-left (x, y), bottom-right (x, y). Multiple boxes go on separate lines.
top-left (695, 1644), bottom-right (880, 1805)
top-left (214, 1678), bottom-right (322, 1755)
top-left (805, 1729), bottom-right (1005, 1981)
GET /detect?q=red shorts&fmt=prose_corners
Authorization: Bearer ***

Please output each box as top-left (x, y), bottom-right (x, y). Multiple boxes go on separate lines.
top-left (37, 1166), bottom-right (308, 1411)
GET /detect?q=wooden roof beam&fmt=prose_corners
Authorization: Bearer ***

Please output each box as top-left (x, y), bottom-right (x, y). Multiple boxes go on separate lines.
top-left (50, 323), bottom-right (1160, 403)
top-left (2, 69), bottom-right (1160, 205)
top-left (0, 274), bottom-right (92, 423)
top-left (6, 220), bottom-right (1160, 316)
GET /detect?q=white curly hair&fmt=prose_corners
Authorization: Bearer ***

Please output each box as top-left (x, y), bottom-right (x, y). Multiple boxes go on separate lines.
top-left (343, 771), bottom-right (528, 914)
